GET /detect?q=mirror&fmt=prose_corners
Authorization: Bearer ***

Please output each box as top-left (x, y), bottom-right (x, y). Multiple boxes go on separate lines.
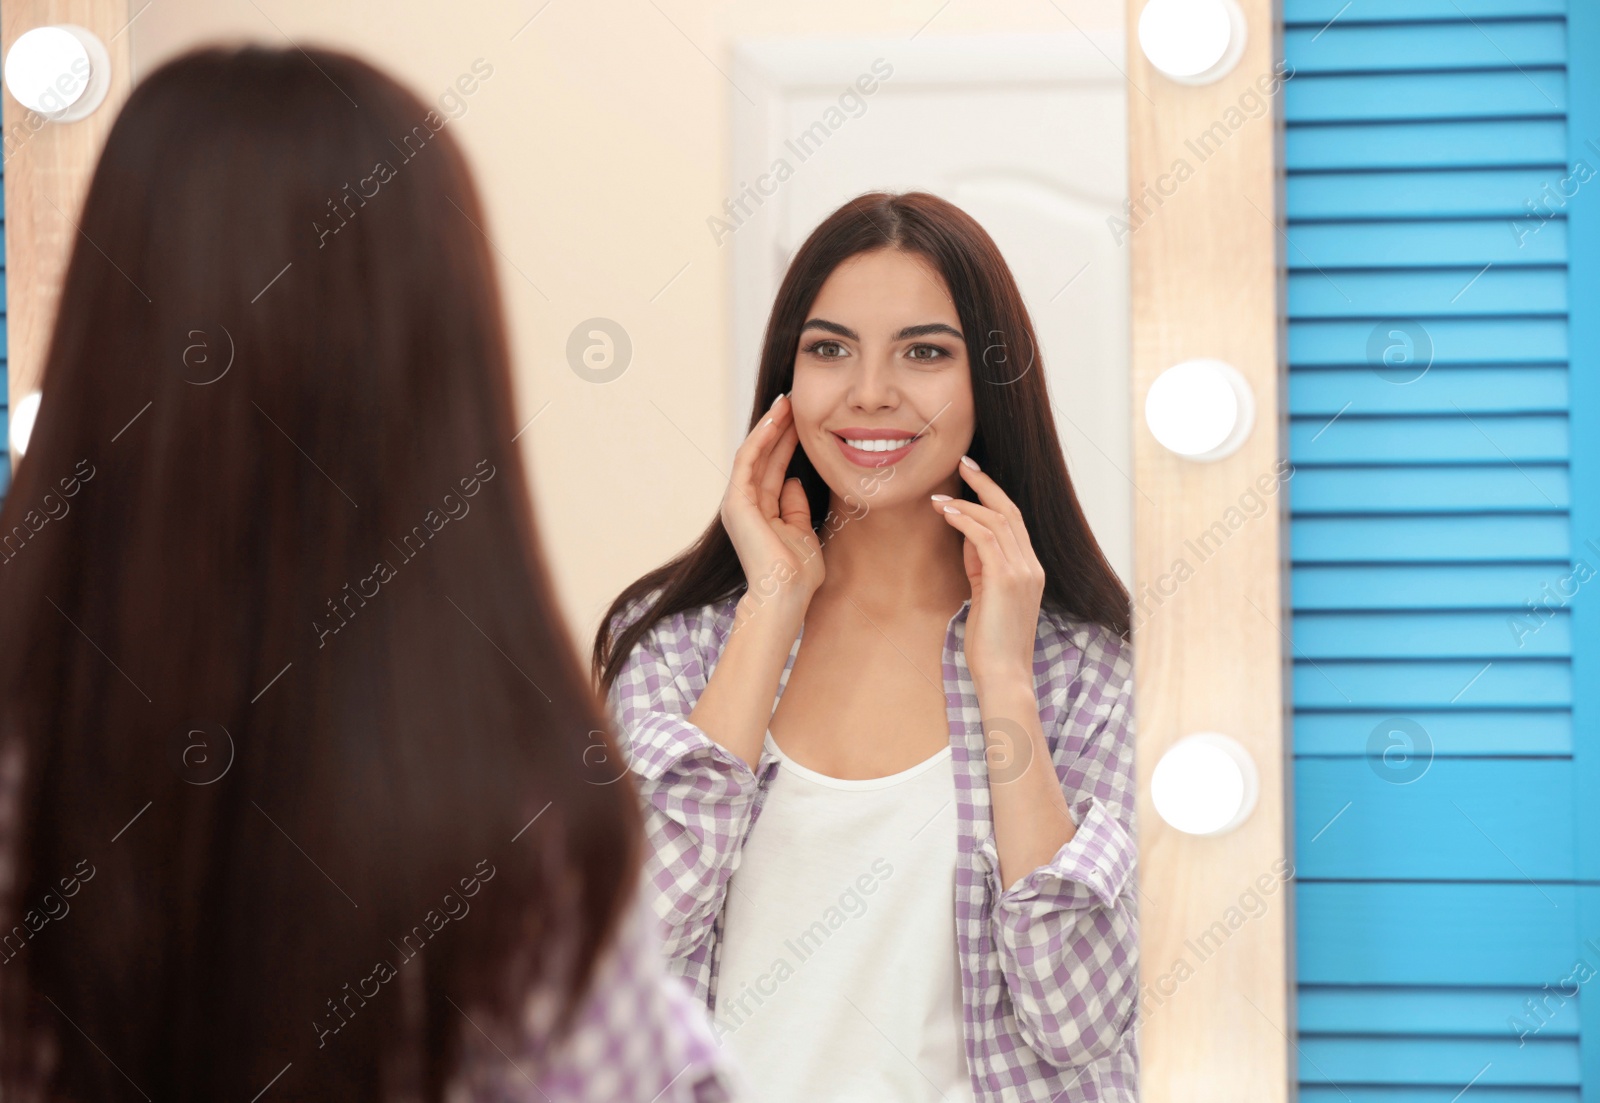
top-left (0, 0), bottom-right (1302, 1099)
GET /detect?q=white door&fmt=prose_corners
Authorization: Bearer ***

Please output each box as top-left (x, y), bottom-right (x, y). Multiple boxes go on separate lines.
top-left (727, 32), bottom-right (1132, 582)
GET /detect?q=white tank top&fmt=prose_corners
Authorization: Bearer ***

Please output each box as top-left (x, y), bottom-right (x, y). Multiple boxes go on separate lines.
top-left (712, 730), bottom-right (976, 1103)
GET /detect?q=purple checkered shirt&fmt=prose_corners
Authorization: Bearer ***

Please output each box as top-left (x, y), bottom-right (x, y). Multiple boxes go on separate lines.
top-left (606, 591), bottom-right (1139, 1102)
top-left (454, 877), bottom-right (747, 1102)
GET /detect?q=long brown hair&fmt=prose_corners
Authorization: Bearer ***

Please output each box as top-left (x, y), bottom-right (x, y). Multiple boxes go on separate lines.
top-left (0, 46), bottom-right (639, 1102)
top-left (594, 190), bottom-right (1130, 693)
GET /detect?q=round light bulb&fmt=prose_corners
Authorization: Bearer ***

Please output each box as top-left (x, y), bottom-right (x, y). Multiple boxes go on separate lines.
top-left (3, 25), bottom-right (111, 122)
top-left (1144, 358), bottom-right (1255, 461)
top-left (1151, 732), bottom-right (1258, 836)
top-left (11, 391), bottom-right (42, 457)
top-left (1137, 0), bottom-right (1248, 85)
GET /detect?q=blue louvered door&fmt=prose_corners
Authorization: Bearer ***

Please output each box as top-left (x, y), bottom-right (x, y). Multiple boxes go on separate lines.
top-left (1285, 0), bottom-right (1600, 1098)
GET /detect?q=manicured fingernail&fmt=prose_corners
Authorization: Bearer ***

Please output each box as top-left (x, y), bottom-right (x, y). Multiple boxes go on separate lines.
top-left (770, 391), bottom-right (786, 409)
top-left (931, 493), bottom-right (952, 501)
top-left (960, 455), bottom-right (980, 470)
top-left (943, 505), bottom-right (961, 514)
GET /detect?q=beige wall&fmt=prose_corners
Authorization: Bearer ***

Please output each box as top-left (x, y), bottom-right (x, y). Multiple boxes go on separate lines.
top-left (131, 0), bottom-right (1122, 649)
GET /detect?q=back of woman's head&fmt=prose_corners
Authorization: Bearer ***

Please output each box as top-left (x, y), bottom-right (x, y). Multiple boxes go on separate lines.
top-left (0, 44), bottom-right (638, 1102)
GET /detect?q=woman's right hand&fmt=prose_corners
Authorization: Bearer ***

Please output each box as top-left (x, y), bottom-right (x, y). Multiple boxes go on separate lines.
top-left (721, 393), bottom-right (823, 616)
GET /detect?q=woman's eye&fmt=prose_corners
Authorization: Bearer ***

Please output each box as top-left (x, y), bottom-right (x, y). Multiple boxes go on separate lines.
top-left (907, 344), bottom-right (950, 362)
top-left (803, 340), bottom-right (846, 360)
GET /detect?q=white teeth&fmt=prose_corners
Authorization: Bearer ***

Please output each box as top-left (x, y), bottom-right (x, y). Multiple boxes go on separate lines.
top-left (842, 437), bottom-right (915, 452)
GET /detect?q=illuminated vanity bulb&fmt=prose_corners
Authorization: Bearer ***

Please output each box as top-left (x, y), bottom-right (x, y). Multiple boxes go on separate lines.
top-left (10, 391), bottom-right (41, 457)
top-left (1151, 732), bottom-right (1258, 836)
top-left (1137, 0), bottom-right (1248, 85)
top-left (1144, 358), bottom-right (1255, 461)
top-left (4, 25), bottom-right (111, 122)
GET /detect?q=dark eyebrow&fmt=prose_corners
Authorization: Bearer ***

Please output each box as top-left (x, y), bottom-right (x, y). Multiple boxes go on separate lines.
top-left (894, 323), bottom-right (964, 341)
top-left (800, 319), bottom-right (964, 342)
top-left (800, 318), bottom-right (858, 340)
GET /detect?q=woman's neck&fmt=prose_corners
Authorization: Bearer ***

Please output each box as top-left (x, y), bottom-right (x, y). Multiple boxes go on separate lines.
top-left (816, 491), bottom-right (971, 615)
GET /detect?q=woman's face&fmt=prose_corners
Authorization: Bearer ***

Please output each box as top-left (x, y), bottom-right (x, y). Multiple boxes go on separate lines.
top-left (789, 248), bottom-right (976, 512)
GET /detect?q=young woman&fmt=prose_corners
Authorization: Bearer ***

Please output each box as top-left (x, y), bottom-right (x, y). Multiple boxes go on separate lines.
top-left (594, 192), bottom-right (1138, 1102)
top-left (0, 47), bottom-right (738, 1103)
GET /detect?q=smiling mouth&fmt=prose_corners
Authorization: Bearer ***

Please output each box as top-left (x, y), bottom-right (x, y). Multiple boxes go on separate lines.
top-left (831, 432), bottom-right (923, 467)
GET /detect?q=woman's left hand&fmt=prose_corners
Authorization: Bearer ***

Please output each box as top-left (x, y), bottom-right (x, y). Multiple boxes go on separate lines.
top-left (931, 456), bottom-right (1044, 689)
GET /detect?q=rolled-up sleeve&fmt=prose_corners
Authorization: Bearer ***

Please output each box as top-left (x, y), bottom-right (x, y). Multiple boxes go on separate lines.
top-left (605, 598), bottom-right (775, 970)
top-left (989, 625), bottom-right (1138, 1070)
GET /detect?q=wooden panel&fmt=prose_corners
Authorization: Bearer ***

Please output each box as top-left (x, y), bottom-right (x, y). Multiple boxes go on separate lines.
top-left (2, 0), bottom-right (132, 420)
top-left (1126, 0), bottom-right (1287, 1098)
top-left (1, 125), bottom-right (7, 494)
